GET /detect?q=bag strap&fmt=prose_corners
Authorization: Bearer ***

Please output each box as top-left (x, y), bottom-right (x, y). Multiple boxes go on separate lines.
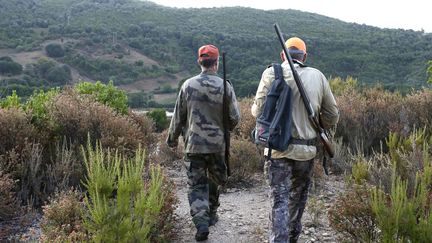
top-left (273, 63), bottom-right (283, 81)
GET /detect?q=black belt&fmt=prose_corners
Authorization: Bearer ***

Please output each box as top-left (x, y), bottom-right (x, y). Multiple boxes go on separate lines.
top-left (290, 138), bottom-right (317, 146)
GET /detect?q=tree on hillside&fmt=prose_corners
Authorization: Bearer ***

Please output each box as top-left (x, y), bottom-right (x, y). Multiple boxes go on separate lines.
top-left (46, 65), bottom-right (72, 85)
top-left (45, 43), bottom-right (65, 58)
top-left (35, 58), bottom-right (56, 77)
top-left (428, 61), bottom-right (432, 84)
top-left (0, 56), bottom-right (14, 62)
top-left (0, 57), bottom-right (23, 75)
top-left (147, 109), bottom-right (168, 132)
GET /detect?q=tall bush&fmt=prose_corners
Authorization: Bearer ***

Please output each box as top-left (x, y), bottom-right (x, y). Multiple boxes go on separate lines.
top-left (329, 130), bottom-right (432, 242)
top-left (336, 87), bottom-right (432, 154)
top-left (45, 43), bottom-right (65, 58)
top-left (1, 87), bottom-right (156, 207)
top-left (74, 81), bottom-right (128, 115)
top-left (371, 140), bottom-right (432, 242)
top-left (328, 185), bottom-right (379, 242)
top-left (0, 59), bottom-right (23, 75)
top-left (329, 76), bottom-right (359, 96)
top-left (146, 108), bottom-right (168, 132)
top-left (82, 141), bottom-right (167, 242)
top-left (48, 90), bottom-right (145, 154)
top-left (234, 97), bottom-right (255, 139)
top-left (25, 88), bottom-right (59, 129)
top-left (228, 137), bottom-right (262, 186)
top-left (0, 90), bottom-right (21, 109)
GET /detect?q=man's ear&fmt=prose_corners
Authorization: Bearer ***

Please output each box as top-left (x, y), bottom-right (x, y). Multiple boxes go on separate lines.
top-left (303, 53), bottom-right (307, 63)
top-left (280, 51), bottom-right (285, 62)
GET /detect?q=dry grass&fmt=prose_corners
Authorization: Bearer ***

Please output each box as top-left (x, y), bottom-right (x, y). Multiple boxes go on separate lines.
top-left (0, 108), bottom-right (36, 155)
top-left (41, 189), bottom-right (88, 242)
top-left (0, 171), bottom-right (21, 221)
top-left (234, 97), bottom-right (255, 139)
top-left (48, 90), bottom-right (148, 155)
top-left (228, 137), bottom-right (263, 186)
top-left (336, 88), bottom-right (432, 154)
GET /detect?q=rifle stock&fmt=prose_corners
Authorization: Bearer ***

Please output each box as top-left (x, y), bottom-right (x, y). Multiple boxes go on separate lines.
top-left (222, 52), bottom-right (231, 176)
top-left (273, 23), bottom-right (334, 170)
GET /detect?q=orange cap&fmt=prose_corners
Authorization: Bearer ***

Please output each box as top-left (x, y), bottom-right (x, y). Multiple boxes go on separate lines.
top-left (198, 44), bottom-right (219, 61)
top-left (285, 37), bottom-right (307, 53)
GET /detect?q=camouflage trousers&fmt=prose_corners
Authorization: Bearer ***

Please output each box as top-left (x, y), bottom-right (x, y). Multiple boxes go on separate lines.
top-left (265, 158), bottom-right (314, 243)
top-left (184, 153), bottom-right (227, 229)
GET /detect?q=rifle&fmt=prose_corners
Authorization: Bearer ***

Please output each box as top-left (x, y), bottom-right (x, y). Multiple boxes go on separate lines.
top-left (274, 23), bottom-right (334, 175)
top-left (222, 52), bottom-right (231, 176)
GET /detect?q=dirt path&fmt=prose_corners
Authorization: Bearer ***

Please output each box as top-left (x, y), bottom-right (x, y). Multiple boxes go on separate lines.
top-left (168, 163), bottom-right (345, 243)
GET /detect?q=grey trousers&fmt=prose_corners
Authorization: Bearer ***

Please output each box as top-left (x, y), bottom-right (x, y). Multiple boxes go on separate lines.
top-left (265, 158), bottom-right (314, 243)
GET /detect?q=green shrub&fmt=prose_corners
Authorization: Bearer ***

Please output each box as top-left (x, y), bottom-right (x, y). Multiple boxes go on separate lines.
top-left (330, 129), bottom-right (432, 242)
top-left (135, 60), bottom-right (144, 66)
top-left (1, 88), bottom-right (156, 207)
top-left (82, 141), bottom-right (168, 242)
top-left (146, 108), bottom-right (168, 132)
top-left (371, 142), bottom-right (432, 242)
top-left (45, 43), bottom-right (65, 58)
top-left (0, 56), bottom-right (13, 62)
top-left (127, 91), bottom-right (153, 108)
top-left (0, 90), bottom-right (21, 109)
top-left (45, 65), bottom-right (71, 84)
top-left (25, 88), bottom-right (59, 128)
top-left (35, 58), bottom-right (56, 77)
top-left (351, 157), bottom-right (369, 185)
top-left (329, 76), bottom-right (359, 96)
top-left (75, 81), bottom-right (128, 114)
top-left (0, 60), bottom-right (23, 75)
top-left (428, 60), bottom-right (432, 84)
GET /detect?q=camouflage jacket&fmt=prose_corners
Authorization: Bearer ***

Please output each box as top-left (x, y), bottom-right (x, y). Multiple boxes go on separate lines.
top-left (167, 70), bottom-right (240, 153)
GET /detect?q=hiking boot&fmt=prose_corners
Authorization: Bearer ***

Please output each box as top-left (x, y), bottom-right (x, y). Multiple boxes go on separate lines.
top-left (209, 214), bottom-right (219, 226)
top-left (195, 226), bottom-right (209, 241)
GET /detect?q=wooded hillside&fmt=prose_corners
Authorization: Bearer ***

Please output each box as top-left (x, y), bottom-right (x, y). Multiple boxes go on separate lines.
top-left (1, 0), bottom-right (431, 103)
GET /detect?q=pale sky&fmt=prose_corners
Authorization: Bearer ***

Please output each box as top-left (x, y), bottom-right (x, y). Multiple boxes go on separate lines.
top-left (148, 0), bottom-right (432, 33)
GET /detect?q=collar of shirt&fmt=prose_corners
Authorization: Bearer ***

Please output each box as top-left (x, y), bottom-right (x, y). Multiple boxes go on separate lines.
top-left (282, 60), bottom-right (305, 67)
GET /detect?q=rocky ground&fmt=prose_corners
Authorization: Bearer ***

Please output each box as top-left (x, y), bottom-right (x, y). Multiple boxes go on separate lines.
top-left (169, 162), bottom-right (345, 243)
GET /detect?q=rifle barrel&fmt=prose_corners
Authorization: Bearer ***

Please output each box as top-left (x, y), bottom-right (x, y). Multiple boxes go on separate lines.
top-left (222, 52), bottom-right (231, 176)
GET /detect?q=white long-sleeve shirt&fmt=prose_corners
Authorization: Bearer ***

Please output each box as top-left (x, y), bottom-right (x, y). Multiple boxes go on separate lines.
top-left (252, 61), bottom-right (339, 161)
